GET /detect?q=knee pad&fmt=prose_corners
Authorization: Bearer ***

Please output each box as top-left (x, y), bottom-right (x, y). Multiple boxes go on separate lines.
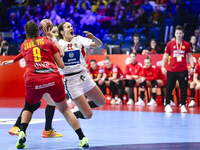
top-left (140, 81), bottom-right (146, 88)
top-left (151, 80), bottom-right (158, 88)
top-left (117, 80), bottom-right (123, 89)
top-left (33, 100), bottom-right (41, 111)
top-left (128, 80), bottom-right (136, 88)
top-left (24, 101), bottom-right (39, 114)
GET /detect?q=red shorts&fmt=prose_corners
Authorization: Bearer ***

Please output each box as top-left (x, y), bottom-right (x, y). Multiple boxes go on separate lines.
top-left (25, 76), bottom-right (66, 104)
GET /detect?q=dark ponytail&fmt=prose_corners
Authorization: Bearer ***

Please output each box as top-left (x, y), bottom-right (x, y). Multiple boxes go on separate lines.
top-left (25, 21), bottom-right (47, 51)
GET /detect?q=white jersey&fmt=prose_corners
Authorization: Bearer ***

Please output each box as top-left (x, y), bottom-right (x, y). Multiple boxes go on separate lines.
top-left (58, 35), bottom-right (92, 75)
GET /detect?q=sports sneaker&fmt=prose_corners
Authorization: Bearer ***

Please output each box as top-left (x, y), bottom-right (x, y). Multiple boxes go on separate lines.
top-left (8, 126), bottom-right (20, 136)
top-left (110, 98), bottom-right (115, 105)
top-left (188, 100), bottom-right (195, 107)
top-left (147, 98), bottom-right (157, 106)
top-left (135, 98), bottom-right (145, 106)
top-left (42, 129), bottom-right (63, 138)
top-left (170, 100), bottom-right (176, 106)
top-left (126, 98), bottom-right (134, 105)
top-left (71, 106), bottom-right (79, 113)
top-left (16, 131), bottom-right (26, 148)
top-left (165, 104), bottom-right (173, 113)
top-left (79, 137), bottom-right (89, 147)
top-left (115, 98), bottom-right (122, 105)
top-left (180, 105), bottom-right (187, 113)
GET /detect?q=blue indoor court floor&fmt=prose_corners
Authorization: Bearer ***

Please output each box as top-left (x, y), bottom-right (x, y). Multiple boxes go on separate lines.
top-left (1, 104), bottom-right (200, 150)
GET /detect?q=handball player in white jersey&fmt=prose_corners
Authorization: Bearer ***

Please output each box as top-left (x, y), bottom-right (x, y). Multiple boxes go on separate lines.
top-left (57, 22), bottom-right (105, 119)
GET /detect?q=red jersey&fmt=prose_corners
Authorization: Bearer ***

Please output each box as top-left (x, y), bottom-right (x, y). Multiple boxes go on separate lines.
top-left (165, 40), bottom-right (192, 72)
top-left (194, 64), bottom-right (200, 76)
top-left (103, 64), bottom-right (124, 79)
top-left (20, 36), bottom-right (61, 87)
top-left (140, 65), bottom-right (166, 81)
top-left (125, 62), bottom-right (142, 79)
top-left (89, 66), bottom-right (104, 79)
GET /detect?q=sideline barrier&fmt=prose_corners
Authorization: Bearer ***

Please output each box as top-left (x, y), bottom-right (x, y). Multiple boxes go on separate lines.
top-left (1, 54), bottom-right (200, 98)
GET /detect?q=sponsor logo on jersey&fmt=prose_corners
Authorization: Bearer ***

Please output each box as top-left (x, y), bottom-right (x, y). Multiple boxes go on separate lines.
top-left (35, 81), bottom-right (55, 89)
top-left (182, 45), bottom-right (185, 49)
top-left (34, 61), bottom-right (49, 67)
top-left (34, 68), bottom-right (54, 73)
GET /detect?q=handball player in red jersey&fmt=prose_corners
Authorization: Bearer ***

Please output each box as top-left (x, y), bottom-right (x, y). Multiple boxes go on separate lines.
top-left (1, 21), bottom-right (89, 149)
top-left (2, 24), bottom-right (64, 138)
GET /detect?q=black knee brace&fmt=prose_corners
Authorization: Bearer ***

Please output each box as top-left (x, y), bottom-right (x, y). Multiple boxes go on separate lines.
top-left (24, 100), bottom-right (39, 114)
top-left (117, 80), bottom-right (123, 89)
top-left (140, 81), bottom-right (146, 88)
top-left (128, 80), bottom-right (136, 88)
top-left (151, 80), bottom-right (158, 88)
top-left (34, 101), bottom-right (41, 111)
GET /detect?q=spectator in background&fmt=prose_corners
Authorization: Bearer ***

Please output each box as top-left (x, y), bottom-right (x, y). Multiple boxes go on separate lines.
top-left (148, 5), bottom-right (164, 41)
top-left (53, 0), bottom-right (61, 13)
top-left (8, 12), bottom-right (22, 34)
top-left (43, 10), bottom-right (51, 19)
top-left (92, 0), bottom-right (108, 13)
top-left (114, 1), bottom-right (126, 19)
top-left (77, 0), bottom-right (91, 14)
top-left (108, 17), bottom-right (124, 35)
top-left (132, 0), bottom-right (143, 9)
top-left (72, 11), bottom-right (82, 27)
top-left (147, 39), bottom-right (161, 54)
top-left (141, 0), bottom-right (153, 15)
top-left (124, 9), bottom-right (137, 28)
top-left (66, 4), bottom-right (76, 19)
top-left (80, 9), bottom-right (99, 35)
top-left (190, 36), bottom-right (199, 53)
top-left (130, 34), bottom-right (146, 54)
top-left (58, 2), bottom-right (68, 19)
top-left (195, 29), bottom-right (200, 46)
top-left (135, 7), bottom-right (149, 36)
top-left (116, 9), bottom-right (127, 25)
top-left (43, 0), bottom-right (52, 13)
top-left (165, 0), bottom-right (187, 26)
top-left (22, 5), bottom-right (34, 21)
top-left (49, 10), bottom-right (62, 25)
top-left (34, 4), bottom-right (44, 21)
top-left (149, 5), bottom-right (164, 26)
top-left (0, 41), bottom-right (19, 56)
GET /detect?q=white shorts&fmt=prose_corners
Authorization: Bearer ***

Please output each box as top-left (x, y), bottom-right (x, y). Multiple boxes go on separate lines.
top-left (64, 70), bottom-right (96, 99)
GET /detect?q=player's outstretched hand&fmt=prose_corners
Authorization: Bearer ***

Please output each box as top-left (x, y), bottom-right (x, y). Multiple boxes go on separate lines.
top-left (0, 60), bottom-right (14, 66)
top-left (41, 27), bottom-right (53, 38)
top-left (83, 31), bottom-right (95, 39)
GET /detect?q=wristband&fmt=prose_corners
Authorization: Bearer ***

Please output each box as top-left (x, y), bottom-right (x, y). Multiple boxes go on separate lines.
top-left (52, 36), bottom-right (56, 42)
top-left (192, 67), bottom-right (195, 69)
top-left (105, 78), bottom-right (109, 81)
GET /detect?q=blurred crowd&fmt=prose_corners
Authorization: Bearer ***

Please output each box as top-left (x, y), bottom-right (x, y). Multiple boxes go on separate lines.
top-left (0, 0), bottom-right (199, 54)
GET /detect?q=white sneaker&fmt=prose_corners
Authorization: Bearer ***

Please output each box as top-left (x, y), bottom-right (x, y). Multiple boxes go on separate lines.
top-left (170, 100), bottom-right (176, 106)
top-left (147, 98), bottom-right (157, 106)
top-left (126, 98), bottom-right (134, 105)
top-left (135, 98), bottom-right (145, 106)
top-left (110, 98), bottom-right (115, 105)
top-left (188, 100), bottom-right (195, 107)
top-left (71, 106), bottom-right (79, 113)
top-left (115, 98), bottom-right (122, 105)
top-left (165, 104), bottom-right (173, 113)
top-left (180, 105), bottom-right (187, 113)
